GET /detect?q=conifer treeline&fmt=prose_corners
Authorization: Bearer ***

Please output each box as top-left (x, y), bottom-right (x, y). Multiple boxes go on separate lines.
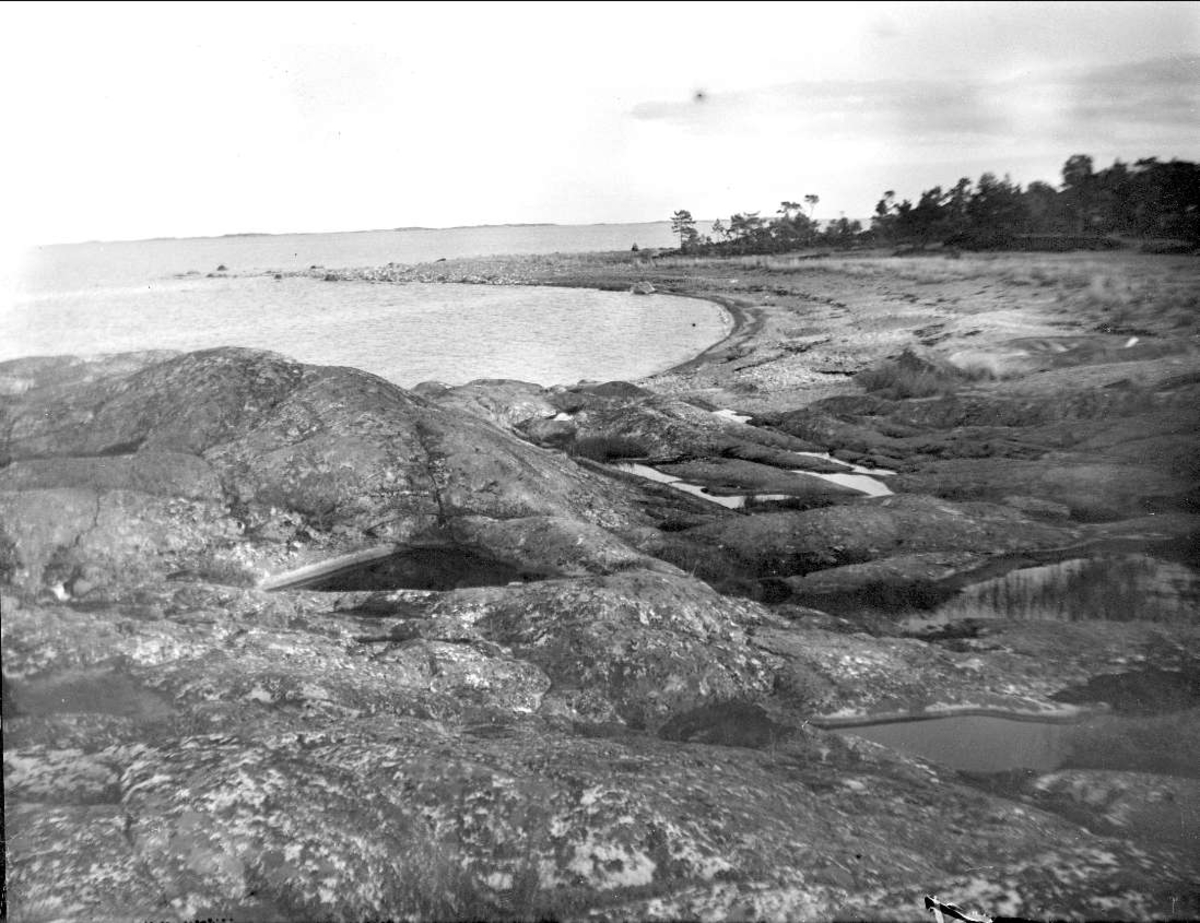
top-left (673, 154), bottom-right (1200, 253)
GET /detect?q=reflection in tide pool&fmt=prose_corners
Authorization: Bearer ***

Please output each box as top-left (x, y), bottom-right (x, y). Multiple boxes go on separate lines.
top-left (832, 714), bottom-right (1083, 773)
top-left (792, 452), bottom-right (895, 497)
top-left (799, 470), bottom-right (893, 497)
top-left (614, 462), bottom-right (746, 509)
top-left (614, 458), bottom-right (895, 505)
top-left (828, 710), bottom-right (1196, 778)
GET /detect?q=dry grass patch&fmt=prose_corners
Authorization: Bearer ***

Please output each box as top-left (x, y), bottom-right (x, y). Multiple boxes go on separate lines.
top-left (566, 434), bottom-right (651, 462)
top-left (856, 349), bottom-right (996, 399)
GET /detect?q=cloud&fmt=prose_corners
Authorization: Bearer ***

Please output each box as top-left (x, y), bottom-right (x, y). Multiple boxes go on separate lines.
top-left (868, 16), bottom-right (901, 39)
top-left (1040, 54), bottom-right (1200, 131)
top-left (630, 54), bottom-right (1200, 152)
top-left (632, 78), bottom-right (1011, 144)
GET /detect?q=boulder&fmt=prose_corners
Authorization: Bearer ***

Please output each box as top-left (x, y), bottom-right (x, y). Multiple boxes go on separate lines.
top-left (420, 568), bottom-right (780, 730)
top-left (783, 551), bottom-right (985, 613)
top-left (415, 378), bottom-right (557, 430)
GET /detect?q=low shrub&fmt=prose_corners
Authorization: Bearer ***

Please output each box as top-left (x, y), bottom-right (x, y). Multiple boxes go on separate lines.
top-left (566, 434), bottom-right (650, 462)
top-left (176, 552), bottom-right (259, 588)
top-left (936, 554), bottom-right (1195, 623)
top-left (741, 495), bottom-right (834, 513)
top-left (1139, 239), bottom-right (1196, 255)
top-left (856, 349), bottom-right (992, 399)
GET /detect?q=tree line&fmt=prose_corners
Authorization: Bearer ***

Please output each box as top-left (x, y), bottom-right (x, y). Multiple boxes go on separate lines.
top-left (669, 154), bottom-right (1200, 254)
top-left (671, 196), bottom-right (863, 256)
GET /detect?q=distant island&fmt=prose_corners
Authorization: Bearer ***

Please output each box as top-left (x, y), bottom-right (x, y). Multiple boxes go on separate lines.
top-left (393, 222), bottom-right (563, 231)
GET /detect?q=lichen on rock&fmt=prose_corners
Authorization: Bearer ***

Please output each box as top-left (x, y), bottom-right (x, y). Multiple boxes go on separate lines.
top-left (3, 337), bottom-right (1197, 922)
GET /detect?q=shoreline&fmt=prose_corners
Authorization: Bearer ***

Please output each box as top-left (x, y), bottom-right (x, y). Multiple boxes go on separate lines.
top-left (2, 273), bottom-right (740, 391)
top-left (809, 702), bottom-right (1105, 729)
top-left (646, 291), bottom-right (764, 382)
top-left (309, 257), bottom-right (779, 391)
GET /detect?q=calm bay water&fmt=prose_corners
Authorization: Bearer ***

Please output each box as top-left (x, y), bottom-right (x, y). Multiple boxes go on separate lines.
top-left (5, 222), bottom-right (727, 387)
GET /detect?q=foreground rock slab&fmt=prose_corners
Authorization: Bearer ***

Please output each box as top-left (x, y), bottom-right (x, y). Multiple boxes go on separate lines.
top-left (4, 339), bottom-right (1199, 922)
top-left (6, 585), bottom-right (1196, 922)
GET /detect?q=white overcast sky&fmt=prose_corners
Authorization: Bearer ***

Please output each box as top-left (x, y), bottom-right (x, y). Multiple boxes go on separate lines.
top-left (2, 1), bottom-right (1197, 245)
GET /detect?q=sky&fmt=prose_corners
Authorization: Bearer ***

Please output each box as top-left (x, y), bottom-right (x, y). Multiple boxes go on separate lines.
top-left (1, 0), bottom-right (1197, 247)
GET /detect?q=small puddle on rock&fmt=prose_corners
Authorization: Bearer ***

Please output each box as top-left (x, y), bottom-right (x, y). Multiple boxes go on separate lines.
top-left (827, 668), bottom-right (1200, 777)
top-left (6, 667), bottom-right (175, 721)
top-left (264, 544), bottom-right (552, 592)
top-left (711, 408), bottom-right (754, 425)
top-left (614, 462), bottom-right (747, 509)
top-left (830, 714), bottom-right (1093, 774)
top-left (797, 470), bottom-right (894, 497)
top-left (614, 461), bottom-right (892, 506)
top-left (792, 452), bottom-right (895, 497)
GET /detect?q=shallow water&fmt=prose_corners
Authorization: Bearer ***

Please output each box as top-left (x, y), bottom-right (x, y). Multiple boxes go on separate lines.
top-left (614, 462), bottom-right (803, 509)
top-left (615, 462), bottom-right (748, 508)
top-left (793, 451), bottom-right (897, 476)
top-left (711, 409), bottom-right (754, 425)
top-left (266, 545), bottom-right (551, 592)
top-left (614, 458), bottom-right (894, 506)
top-left (832, 711), bottom-right (1188, 776)
top-left (791, 452), bottom-right (895, 497)
top-left (3, 276), bottom-right (730, 388)
top-left (833, 714), bottom-right (1088, 774)
top-left (796, 470), bottom-right (894, 497)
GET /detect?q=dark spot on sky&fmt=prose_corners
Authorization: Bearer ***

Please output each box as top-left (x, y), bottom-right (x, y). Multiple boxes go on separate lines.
top-left (693, 90), bottom-right (707, 103)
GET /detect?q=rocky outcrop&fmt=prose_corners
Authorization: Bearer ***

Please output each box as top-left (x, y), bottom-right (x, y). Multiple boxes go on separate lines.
top-left (0, 348), bottom-right (656, 594)
top-left (758, 360), bottom-right (1200, 519)
top-left (517, 389), bottom-right (821, 462)
top-left (6, 578), bottom-right (1197, 921)
top-left (645, 494), bottom-right (1080, 596)
top-left (412, 378), bottom-right (558, 431)
top-left (4, 343), bottom-right (1199, 922)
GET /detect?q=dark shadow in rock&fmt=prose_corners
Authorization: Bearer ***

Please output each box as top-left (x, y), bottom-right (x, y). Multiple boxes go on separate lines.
top-left (289, 546), bottom-right (553, 592)
top-left (752, 578), bottom-right (794, 604)
top-left (337, 595), bottom-right (427, 618)
top-left (658, 701), bottom-right (793, 749)
top-left (1050, 666), bottom-right (1200, 716)
top-left (1146, 529), bottom-right (1200, 567)
top-left (790, 578), bottom-right (959, 616)
top-left (902, 619), bottom-right (990, 645)
top-left (96, 438), bottom-right (146, 457)
top-left (572, 720), bottom-right (640, 741)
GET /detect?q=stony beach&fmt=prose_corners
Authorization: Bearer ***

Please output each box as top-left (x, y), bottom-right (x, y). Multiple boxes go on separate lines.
top-left (3, 247), bottom-right (1198, 921)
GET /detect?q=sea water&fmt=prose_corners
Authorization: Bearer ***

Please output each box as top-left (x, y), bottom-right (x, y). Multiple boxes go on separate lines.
top-left (4, 223), bottom-right (727, 388)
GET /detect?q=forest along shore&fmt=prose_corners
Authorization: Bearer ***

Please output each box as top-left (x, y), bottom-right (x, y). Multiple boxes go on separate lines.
top-left (2, 246), bottom-right (1198, 921)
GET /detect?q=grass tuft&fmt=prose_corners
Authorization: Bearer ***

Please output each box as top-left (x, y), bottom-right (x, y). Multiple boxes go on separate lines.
top-left (741, 495), bottom-right (834, 513)
top-left (856, 349), bottom-right (993, 399)
top-left (566, 434), bottom-right (651, 462)
top-left (937, 554), bottom-right (1197, 623)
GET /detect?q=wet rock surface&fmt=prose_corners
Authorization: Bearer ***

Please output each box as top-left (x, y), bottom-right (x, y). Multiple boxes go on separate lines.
top-left (5, 250), bottom-right (1200, 921)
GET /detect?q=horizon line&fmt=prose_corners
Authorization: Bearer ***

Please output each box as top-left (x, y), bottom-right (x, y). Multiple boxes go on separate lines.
top-left (30, 218), bottom-right (710, 249)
